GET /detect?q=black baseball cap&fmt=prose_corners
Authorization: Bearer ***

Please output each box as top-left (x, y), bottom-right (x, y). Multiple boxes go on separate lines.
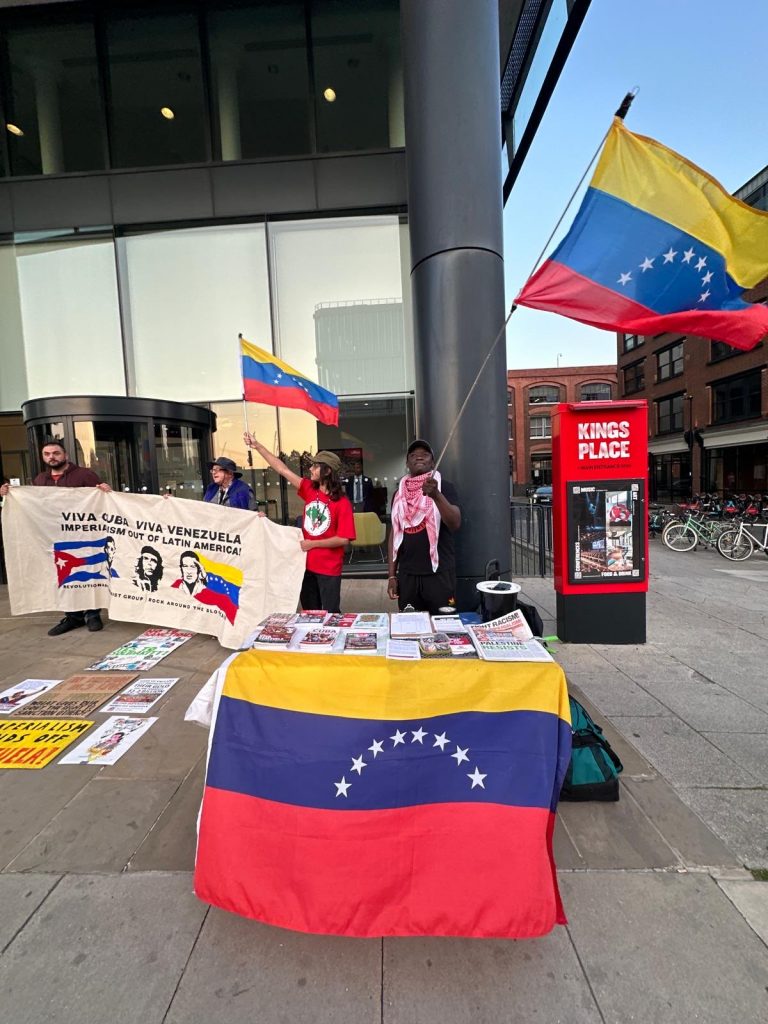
top-left (407, 439), bottom-right (434, 457)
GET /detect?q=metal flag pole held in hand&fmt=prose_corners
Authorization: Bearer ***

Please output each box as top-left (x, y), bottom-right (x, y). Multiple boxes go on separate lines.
top-left (431, 89), bottom-right (638, 474)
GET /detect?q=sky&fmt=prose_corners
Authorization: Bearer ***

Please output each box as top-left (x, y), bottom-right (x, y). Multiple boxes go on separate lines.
top-left (503, 0), bottom-right (768, 370)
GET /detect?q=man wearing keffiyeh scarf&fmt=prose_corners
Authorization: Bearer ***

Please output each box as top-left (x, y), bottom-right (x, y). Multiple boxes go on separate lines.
top-left (388, 439), bottom-right (462, 615)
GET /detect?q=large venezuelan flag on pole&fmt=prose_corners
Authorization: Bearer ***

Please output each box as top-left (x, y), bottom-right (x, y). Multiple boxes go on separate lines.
top-left (194, 651), bottom-right (571, 938)
top-left (516, 119), bottom-right (768, 351)
top-left (240, 337), bottom-right (339, 426)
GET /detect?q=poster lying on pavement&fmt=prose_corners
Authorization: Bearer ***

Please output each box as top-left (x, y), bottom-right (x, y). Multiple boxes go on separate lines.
top-left (0, 719), bottom-right (94, 769)
top-left (58, 715), bottom-right (157, 765)
top-left (86, 628), bottom-right (192, 671)
top-left (20, 673), bottom-right (135, 718)
top-left (2, 488), bottom-right (304, 649)
top-left (0, 679), bottom-right (61, 714)
top-left (99, 678), bottom-right (178, 715)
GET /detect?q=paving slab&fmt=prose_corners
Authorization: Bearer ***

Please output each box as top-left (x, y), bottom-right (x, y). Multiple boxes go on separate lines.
top-left (567, 689), bottom-right (654, 777)
top-left (609, 715), bottom-right (759, 788)
top-left (7, 777), bottom-right (180, 873)
top-left (702, 732), bottom-right (768, 781)
top-left (561, 872), bottom-right (768, 1024)
top-left (165, 907), bottom-right (381, 1024)
top-left (557, 794), bottom-right (678, 869)
top-left (630, 677), bottom-right (768, 733)
top-left (553, 815), bottom-right (585, 869)
top-left (565, 672), bottom-right (669, 717)
top-left (0, 873), bottom-right (61, 952)
top-left (382, 930), bottom-right (600, 1024)
top-left (128, 756), bottom-right (205, 872)
top-left (0, 872), bottom-right (207, 1024)
top-left (718, 879), bottom-right (768, 946)
top-left (678, 787), bottom-right (768, 869)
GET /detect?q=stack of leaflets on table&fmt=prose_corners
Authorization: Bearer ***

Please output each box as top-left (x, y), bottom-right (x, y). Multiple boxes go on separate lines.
top-left (251, 623), bottom-right (297, 650)
top-left (386, 638), bottom-right (421, 660)
top-left (390, 611), bottom-right (432, 638)
top-left (466, 626), bottom-right (552, 663)
top-left (343, 631), bottom-right (379, 655)
top-left (418, 633), bottom-right (453, 658)
top-left (258, 612), bottom-right (293, 627)
top-left (326, 612), bottom-right (359, 628)
top-left (289, 610), bottom-right (330, 627)
top-left (430, 614), bottom-right (466, 633)
top-left (444, 632), bottom-right (478, 657)
top-left (297, 627), bottom-right (339, 652)
top-left (352, 612), bottom-right (390, 632)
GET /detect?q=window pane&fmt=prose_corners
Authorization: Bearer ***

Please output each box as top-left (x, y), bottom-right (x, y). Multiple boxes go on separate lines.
top-left (4, 22), bottom-right (104, 175)
top-left (209, 400), bottom-right (283, 519)
top-left (0, 245), bottom-right (27, 411)
top-left (120, 223), bottom-right (272, 402)
top-left (106, 11), bottom-right (208, 167)
top-left (209, 2), bottom-right (311, 160)
top-left (312, 0), bottom-right (402, 152)
top-left (581, 382), bottom-right (612, 401)
top-left (529, 385), bottom-right (559, 404)
top-left (15, 234), bottom-right (125, 399)
top-left (156, 422), bottom-right (205, 497)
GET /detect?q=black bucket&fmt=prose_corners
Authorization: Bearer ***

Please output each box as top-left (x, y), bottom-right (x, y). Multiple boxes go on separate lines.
top-left (476, 559), bottom-right (521, 622)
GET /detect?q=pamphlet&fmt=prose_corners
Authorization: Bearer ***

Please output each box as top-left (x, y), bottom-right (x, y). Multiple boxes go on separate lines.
top-left (386, 638), bottom-right (421, 660)
top-left (444, 632), bottom-right (478, 657)
top-left (431, 614), bottom-right (466, 633)
top-left (418, 633), bottom-right (453, 659)
top-left (251, 624), bottom-right (297, 649)
top-left (0, 679), bottom-right (62, 715)
top-left (479, 609), bottom-right (534, 640)
top-left (297, 627), bottom-right (339, 652)
top-left (343, 631), bottom-right (379, 655)
top-left (0, 718), bottom-right (94, 769)
top-left (59, 715), bottom-right (157, 766)
top-left (352, 613), bottom-right (390, 632)
top-left (326, 612), bottom-right (359, 628)
top-left (289, 610), bottom-right (329, 626)
top-left (20, 673), bottom-right (137, 718)
top-left (99, 678), bottom-right (179, 715)
top-left (390, 612), bottom-right (432, 637)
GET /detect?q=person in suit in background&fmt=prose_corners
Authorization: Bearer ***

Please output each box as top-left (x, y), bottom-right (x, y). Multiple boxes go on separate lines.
top-left (345, 460), bottom-right (375, 513)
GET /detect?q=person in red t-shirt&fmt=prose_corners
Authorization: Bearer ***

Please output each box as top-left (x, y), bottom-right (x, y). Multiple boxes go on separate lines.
top-left (243, 433), bottom-right (355, 613)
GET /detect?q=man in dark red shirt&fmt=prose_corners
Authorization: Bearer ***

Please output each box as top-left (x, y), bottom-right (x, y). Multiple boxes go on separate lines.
top-left (1, 439), bottom-right (112, 635)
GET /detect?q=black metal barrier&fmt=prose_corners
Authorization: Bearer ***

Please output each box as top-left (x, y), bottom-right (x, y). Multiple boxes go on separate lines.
top-left (510, 502), bottom-right (553, 578)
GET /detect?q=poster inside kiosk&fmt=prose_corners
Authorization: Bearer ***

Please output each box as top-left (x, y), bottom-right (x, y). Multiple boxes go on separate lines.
top-left (567, 480), bottom-right (646, 585)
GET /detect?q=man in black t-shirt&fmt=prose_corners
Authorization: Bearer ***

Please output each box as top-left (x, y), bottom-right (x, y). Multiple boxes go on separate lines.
top-left (387, 439), bottom-right (462, 614)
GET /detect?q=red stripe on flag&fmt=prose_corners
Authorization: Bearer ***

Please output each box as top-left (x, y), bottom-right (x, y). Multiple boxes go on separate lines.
top-left (194, 787), bottom-right (565, 938)
top-left (518, 260), bottom-right (768, 351)
top-left (243, 380), bottom-right (339, 426)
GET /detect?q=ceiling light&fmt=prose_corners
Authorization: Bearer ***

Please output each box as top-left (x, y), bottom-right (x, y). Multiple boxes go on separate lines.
top-left (323, 87), bottom-right (336, 103)
top-left (6, 123), bottom-right (23, 137)
top-left (160, 107), bottom-right (175, 120)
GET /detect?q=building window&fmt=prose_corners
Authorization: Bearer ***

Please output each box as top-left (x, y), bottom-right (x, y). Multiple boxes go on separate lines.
top-left (580, 381), bottom-right (612, 402)
top-left (508, 419), bottom-right (513, 440)
top-left (657, 340), bottom-right (684, 382)
top-left (710, 340), bottom-right (739, 363)
top-left (507, 389), bottom-right (512, 405)
top-left (528, 385), bottom-right (560, 405)
top-left (623, 333), bottom-right (643, 352)
top-left (529, 415), bottom-right (551, 439)
top-left (712, 371), bottom-right (762, 424)
top-left (656, 393), bottom-right (684, 435)
top-left (652, 451), bottom-right (691, 503)
top-left (623, 360), bottom-right (645, 395)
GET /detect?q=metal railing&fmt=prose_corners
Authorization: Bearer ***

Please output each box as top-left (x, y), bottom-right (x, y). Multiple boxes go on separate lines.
top-left (510, 502), bottom-right (554, 577)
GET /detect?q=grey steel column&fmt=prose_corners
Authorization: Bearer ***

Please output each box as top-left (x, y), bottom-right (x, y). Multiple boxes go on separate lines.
top-left (401, 0), bottom-right (509, 607)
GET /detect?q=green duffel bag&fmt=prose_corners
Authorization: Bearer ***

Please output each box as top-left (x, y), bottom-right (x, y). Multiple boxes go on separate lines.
top-left (560, 696), bottom-right (623, 802)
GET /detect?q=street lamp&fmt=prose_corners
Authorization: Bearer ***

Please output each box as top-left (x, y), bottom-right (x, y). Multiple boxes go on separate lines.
top-left (684, 393), bottom-right (694, 498)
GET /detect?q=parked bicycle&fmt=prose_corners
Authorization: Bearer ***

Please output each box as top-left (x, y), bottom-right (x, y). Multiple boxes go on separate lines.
top-left (662, 513), bottom-right (731, 552)
top-left (717, 521), bottom-right (768, 561)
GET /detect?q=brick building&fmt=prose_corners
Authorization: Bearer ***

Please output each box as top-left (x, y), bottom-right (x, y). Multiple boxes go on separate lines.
top-left (507, 364), bottom-right (617, 493)
top-left (616, 167), bottom-right (768, 503)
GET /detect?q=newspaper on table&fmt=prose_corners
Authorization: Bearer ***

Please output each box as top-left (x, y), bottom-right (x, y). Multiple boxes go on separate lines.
top-left (86, 627), bottom-right (193, 671)
top-left (466, 628), bottom-right (553, 663)
top-left (0, 679), bottom-right (61, 715)
top-left (19, 673), bottom-right (135, 718)
top-left (99, 678), bottom-right (179, 715)
top-left (390, 612), bottom-right (432, 637)
top-left (58, 715), bottom-right (157, 765)
top-left (479, 609), bottom-right (534, 640)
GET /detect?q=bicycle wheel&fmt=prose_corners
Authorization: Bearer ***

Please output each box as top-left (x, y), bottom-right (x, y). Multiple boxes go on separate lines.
top-left (717, 529), bottom-right (754, 561)
top-left (662, 524), bottom-right (697, 552)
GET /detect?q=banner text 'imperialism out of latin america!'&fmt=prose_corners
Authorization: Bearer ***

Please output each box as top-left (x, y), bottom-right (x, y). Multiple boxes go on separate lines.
top-left (3, 488), bottom-right (305, 649)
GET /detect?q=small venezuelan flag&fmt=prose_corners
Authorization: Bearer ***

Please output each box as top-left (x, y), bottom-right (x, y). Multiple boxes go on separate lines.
top-left (240, 337), bottom-right (339, 426)
top-left (194, 652), bottom-right (572, 938)
top-left (516, 118), bottom-right (768, 351)
top-left (194, 552), bottom-right (242, 625)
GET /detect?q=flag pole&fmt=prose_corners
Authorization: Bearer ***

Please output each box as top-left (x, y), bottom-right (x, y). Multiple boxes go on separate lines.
top-left (432, 88), bottom-right (638, 473)
top-left (238, 333), bottom-right (253, 468)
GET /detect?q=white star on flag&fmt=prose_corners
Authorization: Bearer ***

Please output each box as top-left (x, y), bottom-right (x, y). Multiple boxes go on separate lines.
top-left (617, 272), bottom-right (632, 286)
top-left (350, 756), bottom-right (367, 775)
top-left (334, 776), bottom-right (351, 798)
top-left (451, 746), bottom-right (469, 765)
top-left (702, 271), bottom-right (713, 285)
top-left (663, 247), bottom-right (677, 263)
top-left (695, 256), bottom-right (707, 271)
top-left (682, 248), bottom-right (695, 264)
top-left (699, 290), bottom-right (711, 303)
top-left (368, 739), bottom-right (384, 758)
top-left (639, 257), bottom-right (654, 272)
top-left (467, 767), bottom-right (487, 789)
top-left (411, 728), bottom-right (427, 744)
top-left (390, 729), bottom-right (406, 747)
top-left (56, 558), bottom-right (67, 569)
top-left (433, 732), bottom-right (450, 750)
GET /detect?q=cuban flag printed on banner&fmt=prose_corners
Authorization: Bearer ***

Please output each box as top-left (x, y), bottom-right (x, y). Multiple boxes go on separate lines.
top-left (53, 538), bottom-right (110, 586)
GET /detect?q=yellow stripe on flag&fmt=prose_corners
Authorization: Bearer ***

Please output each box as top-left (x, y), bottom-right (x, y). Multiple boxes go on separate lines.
top-left (196, 551), bottom-right (243, 587)
top-left (240, 337), bottom-right (311, 382)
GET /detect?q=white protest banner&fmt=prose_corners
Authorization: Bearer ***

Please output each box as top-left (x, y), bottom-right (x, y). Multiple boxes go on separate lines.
top-left (3, 488), bottom-right (304, 649)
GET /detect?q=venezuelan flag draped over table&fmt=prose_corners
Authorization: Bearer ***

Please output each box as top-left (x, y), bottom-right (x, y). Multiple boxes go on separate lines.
top-left (241, 337), bottom-right (339, 425)
top-left (516, 119), bottom-right (768, 351)
top-left (194, 651), bottom-right (571, 938)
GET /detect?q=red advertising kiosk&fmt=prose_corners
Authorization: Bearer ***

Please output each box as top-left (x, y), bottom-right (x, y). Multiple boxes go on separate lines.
top-left (552, 401), bottom-right (648, 644)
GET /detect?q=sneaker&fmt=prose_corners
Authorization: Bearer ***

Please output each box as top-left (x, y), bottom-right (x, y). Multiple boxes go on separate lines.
top-left (48, 616), bottom-right (85, 637)
top-left (86, 614), bottom-right (104, 632)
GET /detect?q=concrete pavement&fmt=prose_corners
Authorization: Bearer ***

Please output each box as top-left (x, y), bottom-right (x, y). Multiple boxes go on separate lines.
top-left (0, 547), bottom-right (766, 1023)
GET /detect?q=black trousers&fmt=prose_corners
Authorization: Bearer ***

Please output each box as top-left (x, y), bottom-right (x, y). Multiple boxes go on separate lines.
top-left (64, 609), bottom-right (101, 623)
top-left (300, 571), bottom-right (342, 613)
top-left (397, 571), bottom-right (455, 616)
